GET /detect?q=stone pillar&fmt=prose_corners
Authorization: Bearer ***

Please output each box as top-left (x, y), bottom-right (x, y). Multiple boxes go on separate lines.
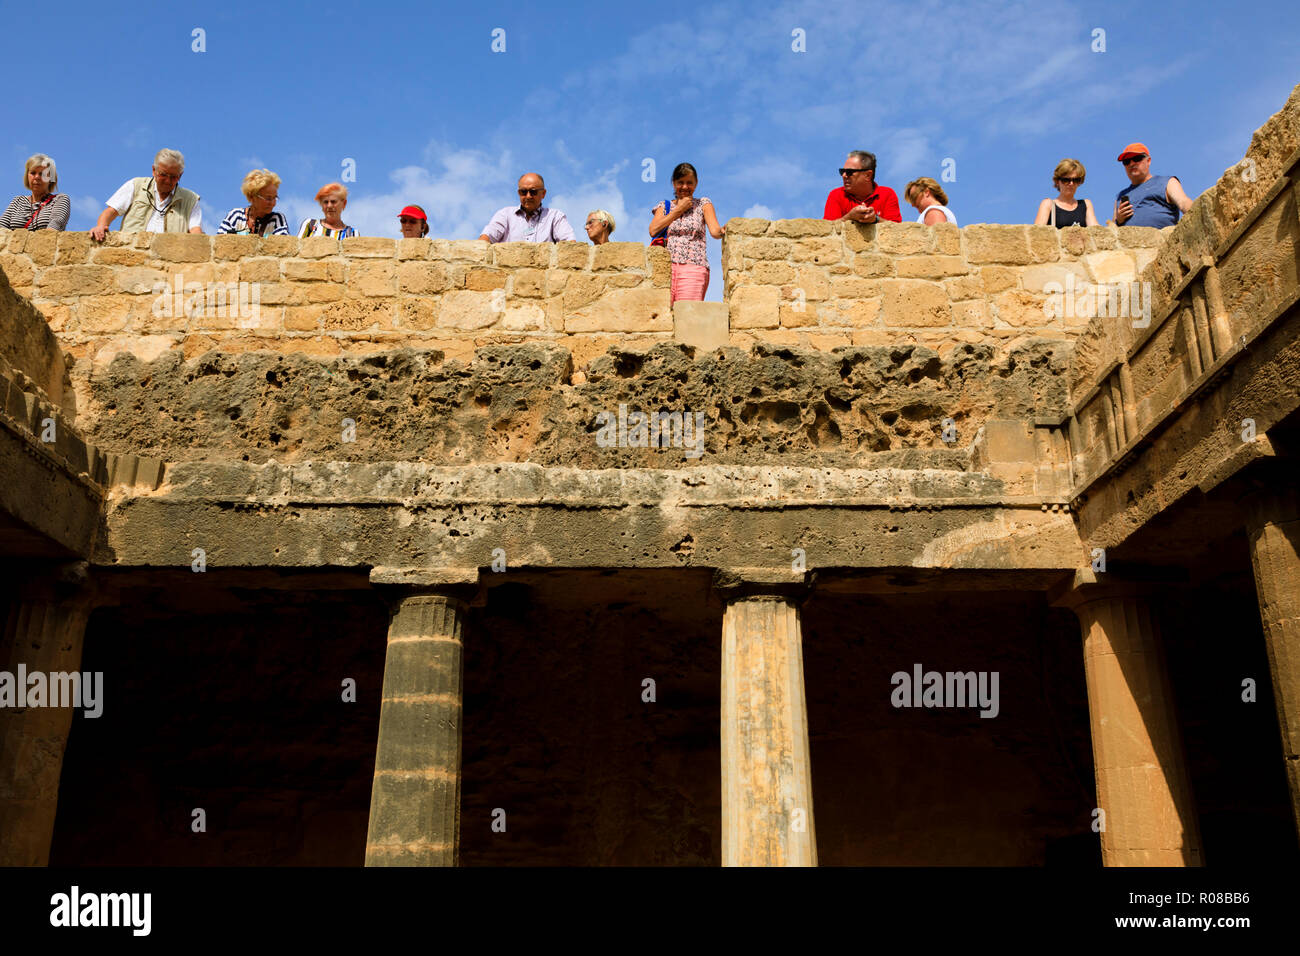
top-left (0, 563), bottom-right (96, 866)
top-left (716, 570), bottom-right (816, 866)
top-left (1055, 572), bottom-right (1203, 866)
top-left (1241, 486), bottom-right (1300, 838)
top-left (364, 569), bottom-right (477, 867)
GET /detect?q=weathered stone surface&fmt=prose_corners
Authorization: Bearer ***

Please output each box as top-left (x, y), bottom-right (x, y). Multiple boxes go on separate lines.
top-left (673, 301), bottom-right (729, 353)
top-left (76, 338), bottom-right (1071, 468)
top-left (879, 279), bottom-right (952, 327)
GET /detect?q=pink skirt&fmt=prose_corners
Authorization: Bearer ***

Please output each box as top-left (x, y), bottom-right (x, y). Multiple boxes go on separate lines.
top-left (671, 263), bottom-right (709, 302)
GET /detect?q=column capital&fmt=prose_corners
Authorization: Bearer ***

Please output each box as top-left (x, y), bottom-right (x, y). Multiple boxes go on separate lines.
top-left (712, 567), bottom-right (815, 602)
top-left (1048, 567), bottom-right (1161, 613)
top-left (0, 559), bottom-right (107, 609)
top-left (1237, 481), bottom-right (1300, 529)
top-left (368, 566), bottom-right (480, 603)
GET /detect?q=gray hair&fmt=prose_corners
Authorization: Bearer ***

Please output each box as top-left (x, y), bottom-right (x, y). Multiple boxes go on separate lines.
top-left (24, 153), bottom-right (57, 189)
top-left (587, 209), bottom-right (615, 234)
top-left (847, 150), bottom-right (877, 174)
top-left (154, 148), bottom-right (186, 172)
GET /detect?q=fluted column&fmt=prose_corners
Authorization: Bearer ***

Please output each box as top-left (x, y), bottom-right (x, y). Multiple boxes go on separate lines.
top-left (365, 575), bottom-right (473, 867)
top-left (717, 570), bottom-right (816, 866)
top-left (1241, 485), bottom-right (1300, 838)
top-left (0, 564), bottom-right (96, 866)
top-left (1056, 573), bottom-right (1203, 866)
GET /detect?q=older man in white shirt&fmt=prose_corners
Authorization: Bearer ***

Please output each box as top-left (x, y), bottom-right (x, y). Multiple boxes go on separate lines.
top-left (478, 172), bottom-right (575, 243)
top-left (91, 148), bottom-right (203, 240)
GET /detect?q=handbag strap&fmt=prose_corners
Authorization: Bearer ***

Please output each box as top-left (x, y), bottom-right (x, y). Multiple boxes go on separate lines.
top-left (23, 195), bottom-right (53, 229)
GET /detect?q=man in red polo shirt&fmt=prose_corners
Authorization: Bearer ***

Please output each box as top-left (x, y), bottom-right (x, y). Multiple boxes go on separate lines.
top-left (823, 150), bottom-right (902, 223)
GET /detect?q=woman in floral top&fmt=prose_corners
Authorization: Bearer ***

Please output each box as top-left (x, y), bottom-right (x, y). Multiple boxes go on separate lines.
top-left (649, 163), bottom-right (724, 302)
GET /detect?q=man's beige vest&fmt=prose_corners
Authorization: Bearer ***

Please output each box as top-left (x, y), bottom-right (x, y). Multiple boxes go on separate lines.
top-left (119, 177), bottom-right (200, 233)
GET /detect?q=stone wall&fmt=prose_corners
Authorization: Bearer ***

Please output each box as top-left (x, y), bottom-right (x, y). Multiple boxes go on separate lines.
top-left (0, 232), bottom-right (673, 376)
top-left (721, 219), bottom-right (1166, 349)
top-left (0, 223), bottom-right (1163, 370)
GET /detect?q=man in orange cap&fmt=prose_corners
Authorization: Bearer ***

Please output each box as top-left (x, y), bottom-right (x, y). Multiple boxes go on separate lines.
top-left (1109, 143), bottom-right (1195, 227)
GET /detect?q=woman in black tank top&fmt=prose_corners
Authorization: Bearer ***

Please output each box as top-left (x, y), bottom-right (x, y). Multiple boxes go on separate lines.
top-left (1034, 158), bottom-right (1098, 228)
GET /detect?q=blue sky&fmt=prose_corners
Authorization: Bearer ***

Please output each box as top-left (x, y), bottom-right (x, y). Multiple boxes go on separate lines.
top-left (8, 0), bottom-right (1299, 300)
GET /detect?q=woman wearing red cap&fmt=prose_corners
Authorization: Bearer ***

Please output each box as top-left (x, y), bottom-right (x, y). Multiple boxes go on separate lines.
top-left (398, 205), bottom-right (429, 238)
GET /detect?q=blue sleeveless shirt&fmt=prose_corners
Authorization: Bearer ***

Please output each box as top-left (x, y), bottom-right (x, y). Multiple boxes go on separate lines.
top-left (1117, 175), bottom-right (1179, 228)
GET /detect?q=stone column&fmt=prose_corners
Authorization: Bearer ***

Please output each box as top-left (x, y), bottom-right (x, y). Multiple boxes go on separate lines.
top-left (1241, 485), bottom-right (1300, 838)
top-left (0, 563), bottom-right (97, 866)
top-left (716, 570), bottom-right (816, 867)
top-left (1055, 571), bottom-right (1203, 866)
top-left (365, 569), bottom-right (477, 867)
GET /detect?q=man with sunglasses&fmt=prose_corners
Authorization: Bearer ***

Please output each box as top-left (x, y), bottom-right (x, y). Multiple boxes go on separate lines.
top-left (478, 172), bottom-right (576, 243)
top-left (823, 151), bottom-right (902, 224)
top-left (1110, 143), bottom-right (1195, 228)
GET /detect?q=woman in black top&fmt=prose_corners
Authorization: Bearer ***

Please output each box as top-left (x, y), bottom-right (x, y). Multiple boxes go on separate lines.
top-left (1034, 158), bottom-right (1097, 228)
top-left (1, 154), bottom-right (71, 231)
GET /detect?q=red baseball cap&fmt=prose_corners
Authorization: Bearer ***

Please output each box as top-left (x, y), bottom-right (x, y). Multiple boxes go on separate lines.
top-left (1116, 143), bottom-right (1149, 161)
top-left (398, 205), bottom-right (427, 220)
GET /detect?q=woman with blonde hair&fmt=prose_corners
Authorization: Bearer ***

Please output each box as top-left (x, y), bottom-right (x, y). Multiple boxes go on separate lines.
top-left (217, 169), bottom-right (290, 236)
top-left (585, 209), bottom-right (615, 244)
top-left (904, 177), bottom-right (957, 225)
top-left (1034, 159), bottom-right (1098, 228)
top-left (1, 154), bottom-right (70, 231)
top-left (299, 182), bottom-right (356, 238)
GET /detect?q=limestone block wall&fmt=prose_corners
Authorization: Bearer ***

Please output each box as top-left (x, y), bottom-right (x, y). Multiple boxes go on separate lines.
top-left (0, 267), bottom-right (67, 409)
top-left (0, 222), bottom-right (1168, 379)
top-left (0, 231), bottom-right (674, 373)
top-left (721, 219), bottom-right (1168, 350)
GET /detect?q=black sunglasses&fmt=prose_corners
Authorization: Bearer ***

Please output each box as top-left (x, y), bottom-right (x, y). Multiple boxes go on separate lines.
top-left (1057, 177), bottom-right (1084, 184)
top-left (839, 167), bottom-right (872, 177)
top-left (1121, 154), bottom-right (1148, 166)
top-left (518, 188), bottom-right (542, 196)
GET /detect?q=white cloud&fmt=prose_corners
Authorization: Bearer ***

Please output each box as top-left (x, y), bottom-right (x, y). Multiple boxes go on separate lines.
top-left (548, 161), bottom-right (630, 242)
top-left (71, 195), bottom-right (106, 223)
top-left (273, 147), bottom-right (629, 241)
top-left (743, 204), bottom-right (775, 219)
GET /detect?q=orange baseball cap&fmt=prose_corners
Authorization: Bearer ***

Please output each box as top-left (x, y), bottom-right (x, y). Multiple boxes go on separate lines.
top-left (1116, 143), bottom-right (1149, 161)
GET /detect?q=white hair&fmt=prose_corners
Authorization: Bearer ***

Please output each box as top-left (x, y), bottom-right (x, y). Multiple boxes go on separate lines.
top-left (154, 148), bottom-right (186, 172)
top-left (24, 153), bottom-right (57, 189)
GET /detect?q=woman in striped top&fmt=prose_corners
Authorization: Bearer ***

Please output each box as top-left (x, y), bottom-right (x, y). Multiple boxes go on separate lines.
top-left (298, 182), bottom-right (356, 238)
top-left (217, 168), bottom-right (290, 236)
top-left (1, 154), bottom-right (71, 231)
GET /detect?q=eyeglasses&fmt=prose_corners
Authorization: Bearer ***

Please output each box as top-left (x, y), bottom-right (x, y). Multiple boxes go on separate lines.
top-left (1057, 177), bottom-right (1083, 184)
top-left (255, 194), bottom-right (278, 202)
top-left (839, 167), bottom-right (871, 177)
top-left (1121, 154), bottom-right (1148, 166)
top-left (399, 217), bottom-right (422, 224)
top-left (518, 188), bottom-right (542, 196)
